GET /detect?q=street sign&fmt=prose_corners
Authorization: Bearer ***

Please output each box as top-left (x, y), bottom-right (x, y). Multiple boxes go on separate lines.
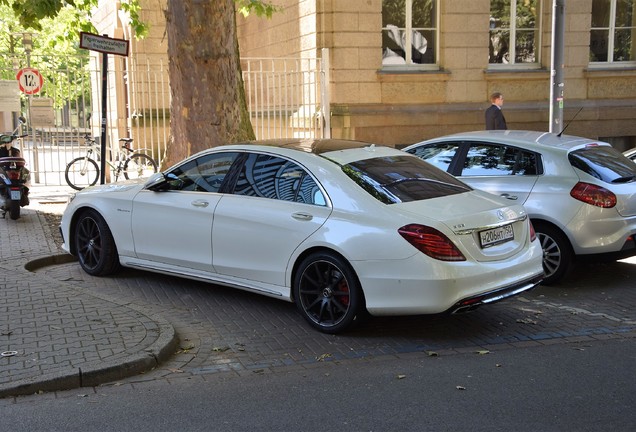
top-left (16, 68), bottom-right (43, 95)
top-left (79, 32), bottom-right (129, 56)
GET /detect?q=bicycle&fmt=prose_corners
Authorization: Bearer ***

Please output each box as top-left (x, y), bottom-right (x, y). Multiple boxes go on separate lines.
top-left (65, 134), bottom-right (159, 191)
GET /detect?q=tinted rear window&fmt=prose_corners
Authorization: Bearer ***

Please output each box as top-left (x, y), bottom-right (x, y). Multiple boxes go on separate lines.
top-left (342, 155), bottom-right (472, 204)
top-left (569, 146), bottom-right (636, 184)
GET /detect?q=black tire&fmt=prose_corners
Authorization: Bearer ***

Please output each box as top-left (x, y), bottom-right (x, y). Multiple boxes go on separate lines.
top-left (293, 251), bottom-right (364, 334)
top-left (123, 153), bottom-right (158, 180)
top-left (74, 209), bottom-right (121, 276)
top-left (65, 157), bottom-right (99, 191)
top-left (534, 222), bottom-right (573, 285)
top-left (9, 199), bottom-right (20, 220)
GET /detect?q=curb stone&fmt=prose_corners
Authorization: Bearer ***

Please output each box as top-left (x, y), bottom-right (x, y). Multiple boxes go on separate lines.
top-left (0, 207), bottom-right (179, 398)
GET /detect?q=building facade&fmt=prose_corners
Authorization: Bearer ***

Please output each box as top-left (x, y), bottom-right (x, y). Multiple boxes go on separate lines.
top-left (107, 0), bottom-right (636, 151)
top-left (237, 0), bottom-right (636, 150)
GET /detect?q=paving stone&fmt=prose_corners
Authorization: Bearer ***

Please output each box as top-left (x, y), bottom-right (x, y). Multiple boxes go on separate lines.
top-left (0, 188), bottom-right (177, 398)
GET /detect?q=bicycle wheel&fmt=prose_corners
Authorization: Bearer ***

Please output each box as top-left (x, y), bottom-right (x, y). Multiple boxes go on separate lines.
top-left (123, 153), bottom-right (158, 180)
top-left (65, 157), bottom-right (100, 190)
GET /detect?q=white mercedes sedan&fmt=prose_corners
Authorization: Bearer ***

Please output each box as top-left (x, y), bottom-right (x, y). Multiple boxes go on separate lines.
top-left (60, 139), bottom-right (543, 333)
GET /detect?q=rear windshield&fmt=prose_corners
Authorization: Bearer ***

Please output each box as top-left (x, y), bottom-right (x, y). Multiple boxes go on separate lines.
top-left (342, 155), bottom-right (472, 204)
top-left (569, 146), bottom-right (636, 184)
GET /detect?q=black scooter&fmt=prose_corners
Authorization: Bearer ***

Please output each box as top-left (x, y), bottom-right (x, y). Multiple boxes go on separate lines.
top-left (0, 117), bottom-right (30, 220)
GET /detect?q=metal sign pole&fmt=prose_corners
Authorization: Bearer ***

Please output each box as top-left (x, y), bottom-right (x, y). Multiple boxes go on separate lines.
top-left (78, 31), bottom-right (129, 185)
top-left (100, 45), bottom-right (108, 185)
top-left (549, 0), bottom-right (565, 133)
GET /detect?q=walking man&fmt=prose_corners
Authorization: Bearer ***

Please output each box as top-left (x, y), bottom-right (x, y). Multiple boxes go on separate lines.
top-left (485, 92), bottom-right (507, 130)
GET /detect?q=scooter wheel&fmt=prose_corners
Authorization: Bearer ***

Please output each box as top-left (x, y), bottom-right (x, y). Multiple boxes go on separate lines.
top-left (9, 199), bottom-right (20, 220)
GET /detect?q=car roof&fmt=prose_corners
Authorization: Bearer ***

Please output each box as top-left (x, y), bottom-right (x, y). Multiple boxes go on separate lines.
top-left (242, 138), bottom-right (373, 155)
top-left (413, 130), bottom-right (611, 152)
top-left (212, 138), bottom-right (408, 166)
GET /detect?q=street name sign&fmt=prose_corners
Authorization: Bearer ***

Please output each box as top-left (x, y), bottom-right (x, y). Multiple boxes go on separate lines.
top-left (79, 32), bottom-right (129, 56)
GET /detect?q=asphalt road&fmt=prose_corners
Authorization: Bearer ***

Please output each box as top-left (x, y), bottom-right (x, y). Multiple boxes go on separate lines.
top-left (1, 336), bottom-right (634, 431)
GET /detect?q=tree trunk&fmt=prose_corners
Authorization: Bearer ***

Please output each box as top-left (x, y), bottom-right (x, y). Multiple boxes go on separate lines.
top-left (163, 0), bottom-right (255, 168)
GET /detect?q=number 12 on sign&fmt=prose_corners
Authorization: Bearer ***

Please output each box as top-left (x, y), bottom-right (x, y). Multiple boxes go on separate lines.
top-left (16, 68), bottom-right (44, 95)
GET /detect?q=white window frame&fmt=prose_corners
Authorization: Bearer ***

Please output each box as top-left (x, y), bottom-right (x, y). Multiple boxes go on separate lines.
top-left (589, 0), bottom-right (636, 68)
top-left (489, 0), bottom-right (542, 70)
top-left (381, 0), bottom-right (440, 71)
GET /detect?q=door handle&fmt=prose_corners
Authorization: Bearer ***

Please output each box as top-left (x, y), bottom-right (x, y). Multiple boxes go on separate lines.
top-left (500, 193), bottom-right (518, 200)
top-left (191, 200), bottom-right (210, 207)
top-left (292, 212), bottom-right (313, 221)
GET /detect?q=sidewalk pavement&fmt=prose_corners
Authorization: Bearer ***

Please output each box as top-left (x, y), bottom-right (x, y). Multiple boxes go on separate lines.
top-left (0, 185), bottom-right (178, 398)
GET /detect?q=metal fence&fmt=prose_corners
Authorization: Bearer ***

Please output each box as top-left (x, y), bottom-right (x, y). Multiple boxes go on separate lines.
top-left (2, 51), bottom-right (328, 187)
top-left (241, 51), bottom-right (330, 140)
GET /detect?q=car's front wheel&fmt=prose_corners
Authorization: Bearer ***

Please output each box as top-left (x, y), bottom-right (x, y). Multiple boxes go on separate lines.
top-left (74, 209), bottom-right (121, 276)
top-left (534, 222), bottom-right (573, 285)
top-left (293, 251), bottom-right (364, 334)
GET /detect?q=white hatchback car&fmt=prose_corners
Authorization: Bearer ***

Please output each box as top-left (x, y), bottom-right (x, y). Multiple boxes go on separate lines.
top-left (404, 130), bottom-right (636, 284)
top-left (625, 147), bottom-right (636, 162)
top-left (60, 139), bottom-right (543, 333)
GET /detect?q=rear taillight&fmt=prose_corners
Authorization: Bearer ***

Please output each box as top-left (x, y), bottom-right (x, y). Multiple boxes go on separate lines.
top-left (570, 182), bottom-right (616, 208)
top-left (529, 220), bottom-right (536, 242)
top-left (398, 224), bottom-right (466, 261)
top-left (7, 170), bottom-right (20, 180)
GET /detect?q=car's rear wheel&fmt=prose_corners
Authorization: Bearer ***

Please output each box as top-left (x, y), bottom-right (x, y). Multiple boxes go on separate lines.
top-left (534, 222), bottom-right (573, 285)
top-left (293, 252), bottom-right (364, 334)
top-left (74, 209), bottom-right (121, 276)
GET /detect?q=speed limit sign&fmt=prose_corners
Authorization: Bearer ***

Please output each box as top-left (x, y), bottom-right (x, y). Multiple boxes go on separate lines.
top-left (16, 68), bottom-right (44, 95)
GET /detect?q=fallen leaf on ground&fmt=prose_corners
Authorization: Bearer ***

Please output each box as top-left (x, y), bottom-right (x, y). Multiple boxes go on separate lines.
top-left (316, 353), bottom-right (333, 361)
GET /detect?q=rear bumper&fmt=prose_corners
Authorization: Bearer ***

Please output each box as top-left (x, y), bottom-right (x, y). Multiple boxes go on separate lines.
top-left (577, 233), bottom-right (636, 263)
top-left (450, 273), bottom-right (543, 314)
top-left (359, 240), bottom-right (544, 316)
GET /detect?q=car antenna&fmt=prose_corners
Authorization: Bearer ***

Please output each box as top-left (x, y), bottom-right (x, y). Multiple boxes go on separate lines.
top-left (557, 107), bottom-right (583, 137)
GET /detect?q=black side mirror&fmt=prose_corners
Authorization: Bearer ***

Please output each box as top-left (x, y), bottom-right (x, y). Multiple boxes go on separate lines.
top-left (146, 172), bottom-right (182, 191)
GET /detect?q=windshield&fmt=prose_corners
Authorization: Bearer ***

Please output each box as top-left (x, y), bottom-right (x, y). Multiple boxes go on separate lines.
top-left (342, 155), bottom-right (471, 204)
top-left (569, 146), bottom-right (636, 184)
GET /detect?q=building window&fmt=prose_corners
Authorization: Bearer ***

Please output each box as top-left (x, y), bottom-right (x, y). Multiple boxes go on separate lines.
top-left (381, 0), bottom-right (438, 68)
top-left (489, 0), bottom-right (541, 67)
top-left (590, 0), bottom-right (636, 64)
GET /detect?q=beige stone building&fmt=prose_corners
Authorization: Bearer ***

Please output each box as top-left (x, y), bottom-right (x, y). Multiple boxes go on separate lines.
top-left (108, 0), bottom-right (636, 151)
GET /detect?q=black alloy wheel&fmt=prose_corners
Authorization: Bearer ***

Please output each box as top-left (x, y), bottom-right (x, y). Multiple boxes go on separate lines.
top-left (74, 209), bottom-right (121, 276)
top-left (293, 251), bottom-right (364, 334)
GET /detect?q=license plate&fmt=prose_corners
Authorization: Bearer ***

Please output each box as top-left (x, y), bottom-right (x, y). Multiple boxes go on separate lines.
top-left (10, 190), bottom-right (21, 200)
top-left (479, 224), bottom-right (514, 248)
